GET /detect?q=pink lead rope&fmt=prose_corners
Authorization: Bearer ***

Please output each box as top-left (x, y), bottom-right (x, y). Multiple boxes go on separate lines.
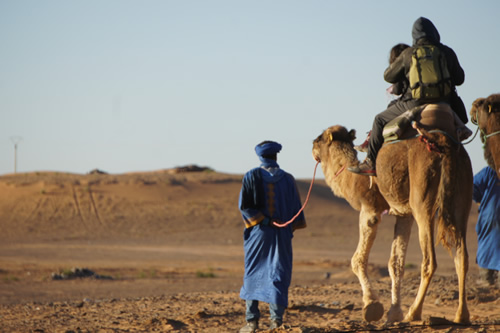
top-left (273, 161), bottom-right (320, 228)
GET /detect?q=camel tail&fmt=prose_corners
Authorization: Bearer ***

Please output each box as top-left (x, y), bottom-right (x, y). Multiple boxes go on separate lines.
top-left (435, 138), bottom-right (459, 252)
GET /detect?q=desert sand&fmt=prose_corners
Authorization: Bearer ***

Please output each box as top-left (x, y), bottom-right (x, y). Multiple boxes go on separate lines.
top-left (0, 167), bottom-right (499, 332)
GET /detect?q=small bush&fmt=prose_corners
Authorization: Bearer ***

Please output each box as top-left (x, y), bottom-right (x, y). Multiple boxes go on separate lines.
top-left (137, 269), bottom-right (157, 279)
top-left (196, 269), bottom-right (216, 278)
top-left (3, 275), bottom-right (20, 282)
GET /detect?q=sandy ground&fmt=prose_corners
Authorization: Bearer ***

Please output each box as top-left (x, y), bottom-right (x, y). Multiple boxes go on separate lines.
top-left (0, 169), bottom-right (499, 332)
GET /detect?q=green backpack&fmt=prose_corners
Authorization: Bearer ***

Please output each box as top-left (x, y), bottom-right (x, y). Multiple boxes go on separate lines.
top-left (409, 45), bottom-right (451, 100)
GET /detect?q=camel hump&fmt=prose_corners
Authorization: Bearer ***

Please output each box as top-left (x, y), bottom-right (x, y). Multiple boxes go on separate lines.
top-left (415, 103), bottom-right (456, 135)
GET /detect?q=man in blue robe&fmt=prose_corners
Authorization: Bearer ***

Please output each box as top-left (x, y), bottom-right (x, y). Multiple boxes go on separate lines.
top-left (238, 141), bottom-right (306, 333)
top-left (473, 166), bottom-right (500, 287)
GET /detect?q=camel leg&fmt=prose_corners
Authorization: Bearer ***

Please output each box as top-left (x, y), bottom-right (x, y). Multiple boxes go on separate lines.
top-left (386, 216), bottom-right (413, 323)
top-left (404, 213), bottom-right (436, 322)
top-left (453, 236), bottom-right (470, 324)
top-left (452, 156), bottom-right (471, 325)
top-left (351, 209), bottom-right (384, 322)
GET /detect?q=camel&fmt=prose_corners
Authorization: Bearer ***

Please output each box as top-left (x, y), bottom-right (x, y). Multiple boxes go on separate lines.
top-left (312, 104), bottom-right (473, 324)
top-left (470, 93), bottom-right (500, 179)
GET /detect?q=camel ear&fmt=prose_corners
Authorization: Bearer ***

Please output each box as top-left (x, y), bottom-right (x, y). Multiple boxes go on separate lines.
top-left (349, 129), bottom-right (356, 141)
top-left (484, 93), bottom-right (500, 114)
top-left (328, 133), bottom-right (334, 142)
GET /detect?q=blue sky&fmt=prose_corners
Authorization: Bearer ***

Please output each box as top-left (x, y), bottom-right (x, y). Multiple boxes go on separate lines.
top-left (1, 0), bottom-right (499, 178)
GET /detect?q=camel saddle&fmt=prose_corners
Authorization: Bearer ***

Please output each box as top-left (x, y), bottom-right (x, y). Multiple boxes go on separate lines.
top-left (383, 103), bottom-right (459, 143)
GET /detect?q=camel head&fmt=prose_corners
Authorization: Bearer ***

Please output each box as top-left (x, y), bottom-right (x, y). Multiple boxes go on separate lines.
top-left (312, 125), bottom-right (356, 163)
top-left (471, 94), bottom-right (500, 178)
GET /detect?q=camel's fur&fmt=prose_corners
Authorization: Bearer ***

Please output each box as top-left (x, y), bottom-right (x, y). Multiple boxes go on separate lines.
top-left (470, 93), bottom-right (500, 179)
top-left (312, 126), bottom-right (390, 322)
top-left (312, 116), bottom-right (472, 324)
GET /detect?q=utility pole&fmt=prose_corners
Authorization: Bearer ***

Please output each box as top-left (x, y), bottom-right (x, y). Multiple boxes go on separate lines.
top-left (10, 136), bottom-right (22, 173)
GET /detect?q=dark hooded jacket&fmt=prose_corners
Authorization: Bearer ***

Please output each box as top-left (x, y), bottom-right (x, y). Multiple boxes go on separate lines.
top-left (383, 17), bottom-right (467, 123)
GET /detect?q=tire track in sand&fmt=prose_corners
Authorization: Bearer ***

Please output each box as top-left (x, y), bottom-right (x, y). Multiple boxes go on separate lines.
top-left (71, 186), bottom-right (84, 223)
top-left (87, 186), bottom-right (104, 227)
top-left (23, 197), bottom-right (43, 224)
top-left (72, 185), bottom-right (104, 233)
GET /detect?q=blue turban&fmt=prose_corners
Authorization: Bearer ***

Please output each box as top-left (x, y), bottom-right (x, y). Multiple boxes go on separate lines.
top-left (255, 141), bottom-right (282, 168)
top-left (255, 141), bottom-right (282, 157)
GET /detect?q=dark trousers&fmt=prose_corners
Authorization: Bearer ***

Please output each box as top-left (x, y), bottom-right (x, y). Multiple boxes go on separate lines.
top-left (367, 99), bottom-right (420, 161)
top-left (245, 300), bottom-right (285, 322)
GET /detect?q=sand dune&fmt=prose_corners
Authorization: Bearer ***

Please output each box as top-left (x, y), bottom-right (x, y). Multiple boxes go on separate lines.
top-left (1, 168), bottom-right (498, 332)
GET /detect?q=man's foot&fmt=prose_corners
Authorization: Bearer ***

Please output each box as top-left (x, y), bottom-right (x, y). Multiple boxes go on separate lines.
top-left (269, 320), bottom-right (282, 329)
top-left (239, 320), bottom-right (258, 333)
top-left (348, 158), bottom-right (376, 176)
top-left (354, 131), bottom-right (371, 152)
top-left (479, 268), bottom-right (498, 287)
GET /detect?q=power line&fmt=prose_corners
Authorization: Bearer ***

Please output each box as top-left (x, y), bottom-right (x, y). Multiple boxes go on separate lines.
top-left (10, 136), bottom-right (23, 173)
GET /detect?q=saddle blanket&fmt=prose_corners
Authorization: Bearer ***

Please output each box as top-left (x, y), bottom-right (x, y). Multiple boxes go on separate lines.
top-left (383, 103), bottom-right (458, 143)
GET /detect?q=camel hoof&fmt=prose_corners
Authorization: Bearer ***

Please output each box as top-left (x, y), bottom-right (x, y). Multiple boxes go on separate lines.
top-left (454, 315), bottom-right (471, 325)
top-left (363, 301), bottom-right (384, 322)
top-left (386, 305), bottom-right (404, 323)
top-left (454, 307), bottom-right (470, 325)
top-left (404, 313), bottom-right (421, 322)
